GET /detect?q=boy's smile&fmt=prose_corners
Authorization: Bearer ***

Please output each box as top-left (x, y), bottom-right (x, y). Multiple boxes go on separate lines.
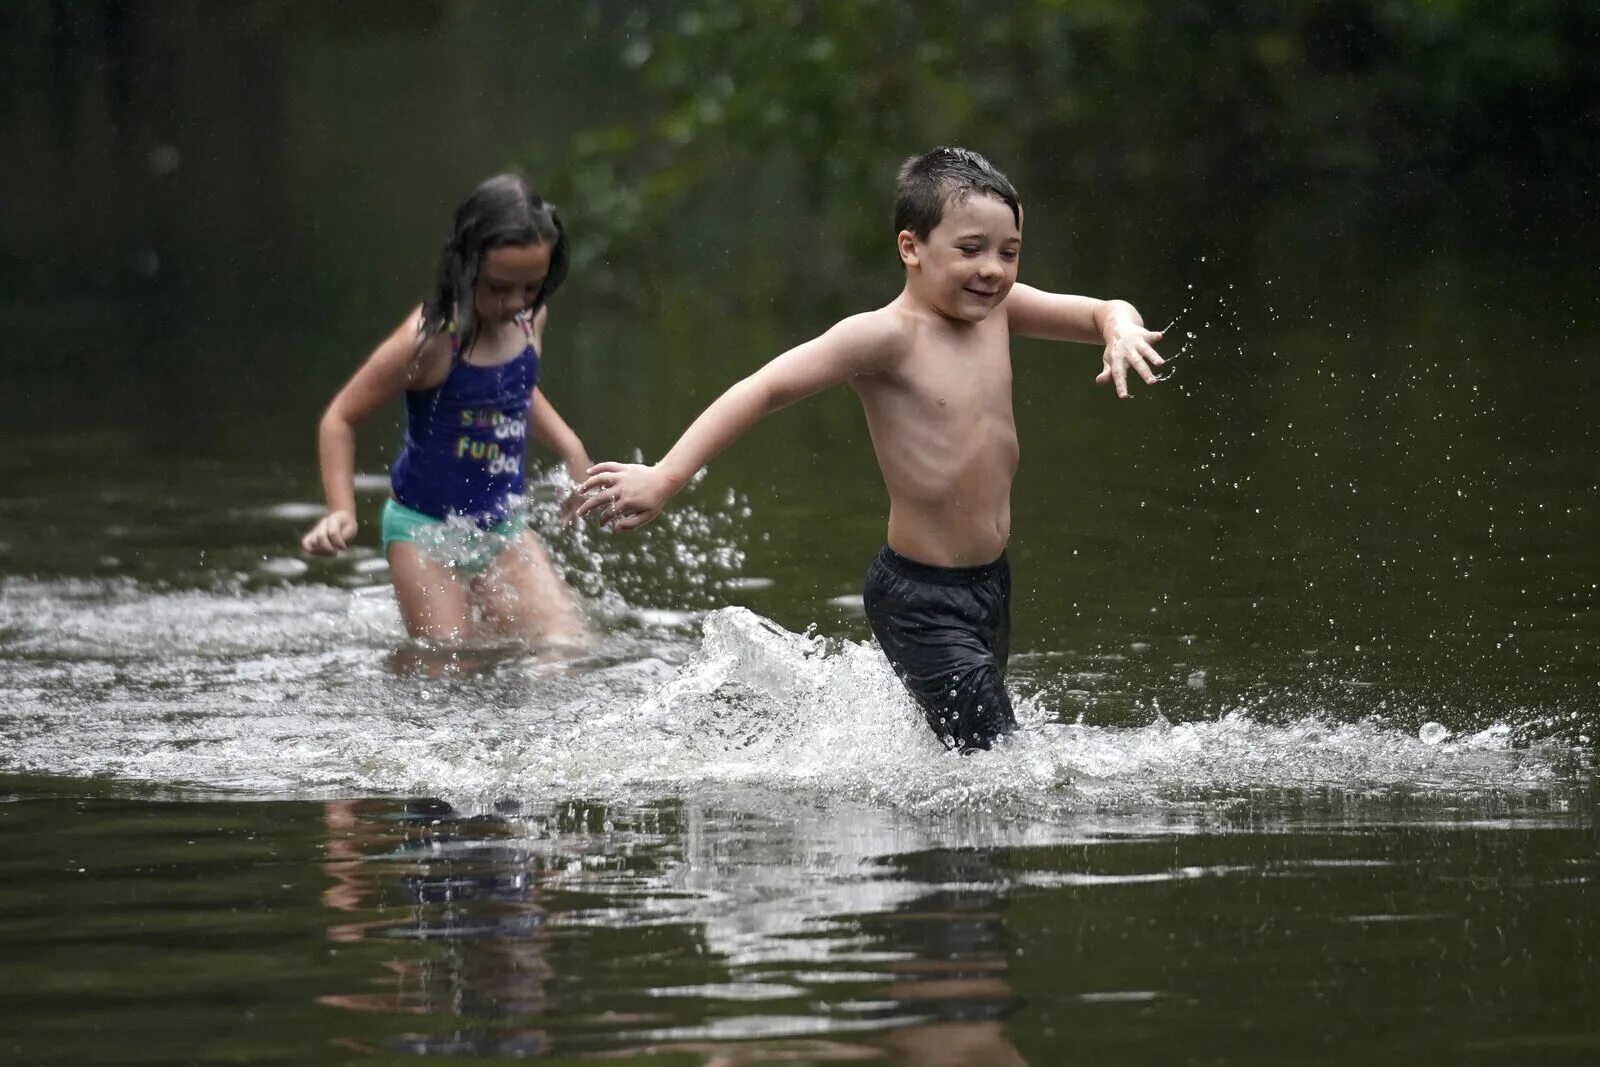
top-left (901, 192), bottom-right (1021, 323)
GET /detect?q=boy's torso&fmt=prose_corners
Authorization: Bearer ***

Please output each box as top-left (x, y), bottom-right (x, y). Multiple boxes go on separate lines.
top-left (851, 303), bottom-right (1018, 567)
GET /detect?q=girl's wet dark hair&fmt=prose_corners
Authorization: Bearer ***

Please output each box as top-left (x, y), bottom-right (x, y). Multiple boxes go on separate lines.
top-left (420, 173), bottom-right (569, 358)
top-left (893, 146), bottom-right (1020, 243)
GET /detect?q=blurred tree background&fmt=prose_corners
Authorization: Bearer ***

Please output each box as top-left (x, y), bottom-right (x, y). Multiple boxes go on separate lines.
top-left (546, 0), bottom-right (1598, 294)
top-left (2, 0), bottom-right (1593, 464)
top-left (4, 0), bottom-right (1593, 338)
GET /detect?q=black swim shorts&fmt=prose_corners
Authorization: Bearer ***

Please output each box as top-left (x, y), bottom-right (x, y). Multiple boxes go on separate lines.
top-left (862, 545), bottom-right (1017, 753)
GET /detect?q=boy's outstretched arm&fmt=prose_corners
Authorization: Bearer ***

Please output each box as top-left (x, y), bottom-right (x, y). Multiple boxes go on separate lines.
top-left (1004, 283), bottom-right (1165, 399)
top-left (578, 312), bottom-right (901, 531)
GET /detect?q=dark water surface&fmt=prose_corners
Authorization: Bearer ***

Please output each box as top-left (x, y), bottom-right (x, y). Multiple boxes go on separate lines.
top-left (2, 2), bottom-right (1597, 1063)
top-left (1, 780), bottom-right (1595, 1064)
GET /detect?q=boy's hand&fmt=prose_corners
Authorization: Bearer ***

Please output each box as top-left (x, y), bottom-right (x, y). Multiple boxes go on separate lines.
top-left (578, 463), bottom-right (677, 532)
top-left (1096, 326), bottom-right (1165, 399)
top-left (302, 510), bottom-right (358, 556)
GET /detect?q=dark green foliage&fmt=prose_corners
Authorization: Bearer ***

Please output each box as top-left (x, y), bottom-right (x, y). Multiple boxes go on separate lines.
top-left (544, 0), bottom-right (1598, 274)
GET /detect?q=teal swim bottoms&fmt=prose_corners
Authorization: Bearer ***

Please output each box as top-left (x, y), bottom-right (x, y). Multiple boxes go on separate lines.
top-left (381, 498), bottom-right (525, 576)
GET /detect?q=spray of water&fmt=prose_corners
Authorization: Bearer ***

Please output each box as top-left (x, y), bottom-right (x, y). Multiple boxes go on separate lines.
top-left (0, 464), bottom-right (1586, 815)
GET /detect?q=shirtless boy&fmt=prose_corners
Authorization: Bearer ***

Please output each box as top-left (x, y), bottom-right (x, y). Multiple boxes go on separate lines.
top-left (579, 147), bottom-right (1164, 752)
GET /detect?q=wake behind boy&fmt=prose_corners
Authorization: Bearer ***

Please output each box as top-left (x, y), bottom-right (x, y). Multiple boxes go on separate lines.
top-left (580, 147), bottom-right (1164, 751)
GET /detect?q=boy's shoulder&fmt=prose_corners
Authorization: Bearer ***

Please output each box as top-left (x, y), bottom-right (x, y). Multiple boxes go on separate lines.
top-left (822, 302), bottom-right (922, 364)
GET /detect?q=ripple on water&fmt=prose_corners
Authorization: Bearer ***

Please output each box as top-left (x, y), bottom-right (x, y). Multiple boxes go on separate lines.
top-left (0, 577), bottom-right (1587, 815)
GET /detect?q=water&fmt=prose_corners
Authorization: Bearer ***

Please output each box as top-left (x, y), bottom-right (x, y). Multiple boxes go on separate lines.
top-left (2, 785), bottom-right (1594, 1063)
top-left (2, 468), bottom-right (1593, 1062)
top-left (1, 561), bottom-right (1576, 808)
top-left (4, 2), bottom-right (1598, 1062)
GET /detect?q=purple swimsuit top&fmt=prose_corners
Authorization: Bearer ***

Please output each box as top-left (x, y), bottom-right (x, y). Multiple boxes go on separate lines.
top-left (388, 316), bottom-right (539, 526)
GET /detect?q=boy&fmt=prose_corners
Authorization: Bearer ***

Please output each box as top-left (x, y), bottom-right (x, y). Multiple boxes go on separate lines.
top-left (579, 147), bottom-right (1164, 752)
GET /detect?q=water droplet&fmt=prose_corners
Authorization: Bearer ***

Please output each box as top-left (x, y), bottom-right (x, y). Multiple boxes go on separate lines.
top-left (259, 557), bottom-right (308, 578)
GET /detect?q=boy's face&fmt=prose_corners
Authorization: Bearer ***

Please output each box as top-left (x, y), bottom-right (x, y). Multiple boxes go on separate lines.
top-left (474, 241), bottom-right (552, 325)
top-left (900, 192), bottom-right (1021, 322)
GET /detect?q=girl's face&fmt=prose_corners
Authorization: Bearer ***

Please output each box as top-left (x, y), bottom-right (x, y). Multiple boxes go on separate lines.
top-left (473, 242), bottom-right (553, 325)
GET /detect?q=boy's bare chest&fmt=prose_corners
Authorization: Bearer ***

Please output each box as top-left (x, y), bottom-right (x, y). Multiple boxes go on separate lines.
top-left (891, 338), bottom-right (1013, 416)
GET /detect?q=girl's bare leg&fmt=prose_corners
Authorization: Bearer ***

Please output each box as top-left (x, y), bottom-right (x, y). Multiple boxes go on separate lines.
top-left (386, 541), bottom-right (475, 643)
top-left (474, 530), bottom-right (588, 652)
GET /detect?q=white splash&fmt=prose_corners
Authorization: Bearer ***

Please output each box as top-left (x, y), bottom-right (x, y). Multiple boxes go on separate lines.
top-left (0, 577), bottom-right (1580, 820)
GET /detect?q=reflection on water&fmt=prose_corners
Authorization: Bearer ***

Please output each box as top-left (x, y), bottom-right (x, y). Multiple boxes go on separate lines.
top-left (0, 676), bottom-right (1592, 1066)
top-left (869, 851), bottom-right (1028, 1067)
top-left (9, 787), bottom-right (1560, 1063)
top-left (319, 800), bottom-right (554, 1057)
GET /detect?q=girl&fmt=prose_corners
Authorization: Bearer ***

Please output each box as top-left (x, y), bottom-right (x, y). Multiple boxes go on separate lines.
top-left (301, 173), bottom-right (589, 651)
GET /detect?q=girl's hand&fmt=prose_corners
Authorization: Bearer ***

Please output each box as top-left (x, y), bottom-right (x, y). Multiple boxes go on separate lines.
top-left (577, 463), bottom-right (676, 532)
top-left (1095, 326), bottom-right (1165, 398)
top-left (302, 510), bottom-right (358, 556)
top-left (558, 455), bottom-right (593, 524)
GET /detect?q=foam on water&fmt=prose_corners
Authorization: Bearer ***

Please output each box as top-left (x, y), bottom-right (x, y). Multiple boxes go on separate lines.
top-left (0, 572), bottom-right (1583, 817)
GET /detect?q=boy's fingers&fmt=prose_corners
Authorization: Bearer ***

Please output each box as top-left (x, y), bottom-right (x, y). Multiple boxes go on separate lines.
top-left (581, 469), bottom-right (627, 494)
top-left (615, 511), bottom-right (652, 532)
top-left (577, 485), bottom-right (622, 521)
top-left (585, 461), bottom-right (625, 476)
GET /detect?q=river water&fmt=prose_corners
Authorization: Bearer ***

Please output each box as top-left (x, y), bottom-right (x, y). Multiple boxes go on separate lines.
top-left (2, 3), bottom-right (1596, 1063)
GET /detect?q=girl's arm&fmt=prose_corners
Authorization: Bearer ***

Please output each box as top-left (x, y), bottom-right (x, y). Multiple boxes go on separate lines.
top-left (301, 310), bottom-right (433, 555)
top-left (530, 388), bottom-right (591, 482)
top-left (1003, 283), bottom-right (1165, 399)
top-left (525, 305), bottom-right (592, 522)
top-left (525, 308), bottom-right (591, 482)
top-left (530, 387), bottom-right (591, 524)
top-left (578, 309), bottom-right (904, 531)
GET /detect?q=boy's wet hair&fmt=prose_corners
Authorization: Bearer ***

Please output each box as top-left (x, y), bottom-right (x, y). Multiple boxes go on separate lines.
top-left (421, 173), bottom-right (569, 358)
top-left (894, 146), bottom-right (1020, 242)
